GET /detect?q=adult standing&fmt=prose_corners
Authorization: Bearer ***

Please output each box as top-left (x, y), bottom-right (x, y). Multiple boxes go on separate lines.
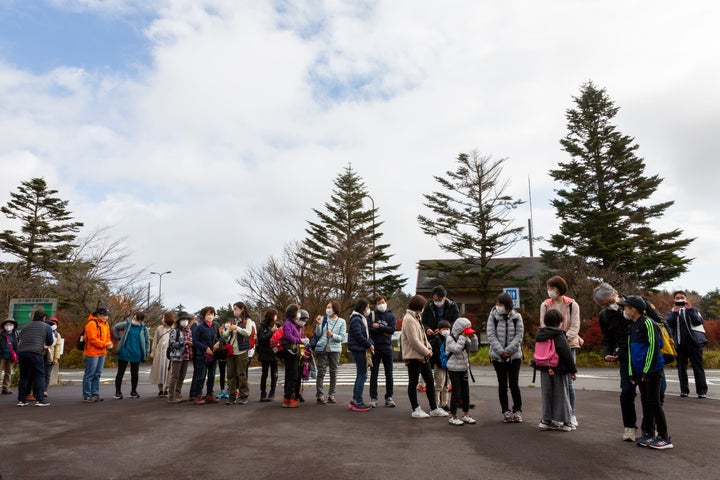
top-left (149, 311), bottom-right (175, 398)
top-left (44, 317), bottom-right (64, 396)
top-left (113, 312), bottom-right (150, 399)
top-left (539, 275), bottom-right (581, 427)
top-left (347, 298), bottom-right (374, 412)
top-left (369, 295), bottom-right (397, 408)
top-left (82, 307), bottom-right (113, 403)
top-left (221, 301), bottom-right (253, 404)
top-left (190, 306), bottom-right (220, 405)
top-left (1, 317), bottom-right (20, 395)
top-left (665, 290), bottom-right (708, 398)
top-left (419, 285), bottom-right (460, 392)
top-left (16, 310), bottom-right (54, 407)
top-left (402, 294), bottom-right (449, 419)
top-left (313, 300), bottom-right (347, 405)
top-left (487, 292), bottom-right (524, 423)
top-left (281, 304), bottom-right (304, 408)
top-left (256, 308), bottom-right (279, 402)
top-left (166, 311), bottom-right (193, 404)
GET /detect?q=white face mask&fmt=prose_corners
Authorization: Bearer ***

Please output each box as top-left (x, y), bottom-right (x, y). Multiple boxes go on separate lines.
top-left (4, 325), bottom-right (13, 333)
top-left (325, 308), bottom-right (334, 316)
top-left (608, 303), bottom-right (620, 311)
top-left (377, 303), bottom-right (387, 313)
top-left (622, 312), bottom-right (633, 320)
top-left (132, 319), bottom-right (140, 326)
top-left (180, 320), bottom-right (189, 328)
top-left (434, 300), bottom-right (444, 308)
top-left (440, 329), bottom-right (450, 337)
top-left (547, 290), bottom-right (558, 299)
top-left (496, 306), bottom-right (506, 315)
top-left (364, 309), bottom-right (371, 317)
top-left (297, 320), bottom-right (307, 327)
top-left (51, 324), bottom-right (58, 331)
top-left (296, 313), bottom-right (301, 319)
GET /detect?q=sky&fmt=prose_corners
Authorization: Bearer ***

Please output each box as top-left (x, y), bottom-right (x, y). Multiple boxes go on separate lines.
top-left (1, 0), bottom-right (719, 313)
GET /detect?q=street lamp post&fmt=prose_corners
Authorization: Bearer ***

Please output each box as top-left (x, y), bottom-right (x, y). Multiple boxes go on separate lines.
top-left (150, 270), bottom-right (172, 306)
top-left (363, 194), bottom-right (376, 298)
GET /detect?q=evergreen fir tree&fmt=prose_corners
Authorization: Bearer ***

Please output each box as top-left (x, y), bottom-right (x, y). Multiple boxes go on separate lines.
top-left (418, 151), bottom-right (525, 311)
top-left (301, 164), bottom-right (406, 309)
top-left (0, 177), bottom-right (84, 277)
top-left (544, 81), bottom-right (693, 289)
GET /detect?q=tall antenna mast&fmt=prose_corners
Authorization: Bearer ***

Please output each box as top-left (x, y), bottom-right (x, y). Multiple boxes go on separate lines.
top-left (528, 176), bottom-right (534, 257)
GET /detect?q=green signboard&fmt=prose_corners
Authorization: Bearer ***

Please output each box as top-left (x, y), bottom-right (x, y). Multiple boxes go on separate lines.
top-left (8, 298), bottom-right (57, 328)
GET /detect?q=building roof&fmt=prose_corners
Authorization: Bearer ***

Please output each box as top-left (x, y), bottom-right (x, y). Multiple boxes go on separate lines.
top-left (415, 257), bottom-right (543, 294)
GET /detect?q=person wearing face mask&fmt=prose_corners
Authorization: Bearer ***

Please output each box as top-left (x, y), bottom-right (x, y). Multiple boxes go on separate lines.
top-left (17, 310), bottom-right (54, 406)
top-left (312, 300), bottom-right (347, 404)
top-left (190, 306), bottom-right (221, 405)
top-left (665, 290), bottom-right (708, 399)
top-left (219, 301), bottom-right (253, 405)
top-left (487, 292), bottom-right (524, 423)
top-left (539, 275), bottom-right (581, 428)
top-left (112, 312), bottom-right (150, 400)
top-left (167, 311), bottom-right (194, 404)
top-left (347, 298), bottom-right (375, 411)
top-left (148, 311), bottom-right (175, 398)
top-left (429, 320), bottom-right (452, 411)
top-left (256, 308), bottom-right (279, 402)
top-left (0, 317), bottom-right (20, 395)
top-left (419, 286), bottom-right (459, 392)
top-left (281, 304), bottom-right (304, 408)
top-left (42, 317), bottom-right (64, 397)
top-left (368, 295), bottom-right (397, 408)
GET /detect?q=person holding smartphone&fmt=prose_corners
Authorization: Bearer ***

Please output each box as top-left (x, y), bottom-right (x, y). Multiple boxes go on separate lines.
top-left (665, 291), bottom-right (708, 398)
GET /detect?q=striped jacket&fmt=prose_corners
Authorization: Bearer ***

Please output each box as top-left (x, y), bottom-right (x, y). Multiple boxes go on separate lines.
top-left (628, 315), bottom-right (664, 380)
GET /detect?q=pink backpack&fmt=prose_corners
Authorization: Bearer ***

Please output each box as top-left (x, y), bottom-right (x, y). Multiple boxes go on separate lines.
top-left (533, 338), bottom-right (559, 368)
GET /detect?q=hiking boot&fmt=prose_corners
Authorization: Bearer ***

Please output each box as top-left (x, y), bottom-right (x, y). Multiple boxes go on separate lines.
top-left (448, 416), bottom-right (464, 426)
top-left (205, 393), bottom-right (219, 404)
top-left (502, 410), bottom-right (513, 423)
top-left (385, 397), bottom-right (396, 408)
top-left (461, 415), bottom-right (476, 424)
top-left (411, 406), bottom-right (430, 418)
top-left (317, 395), bottom-right (327, 404)
top-left (623, 427), bottom-right (637, 442)
top-left (369, 398), bottom-right (378, 408)
top-left (27, 394), bottom-right (36, 401)
top-left (114, 392), bottom-right (123, 400)
top-left (430, 408), bottom-right (449, 417)
top-left (512, 411), bottom-right (523, 423)
top-left (648, 436), bottom-right (673, 450)
top-left (193, 396), bottom-right (206, 405)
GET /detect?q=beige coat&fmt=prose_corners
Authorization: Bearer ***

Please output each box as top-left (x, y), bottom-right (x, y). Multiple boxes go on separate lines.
top-left (46, 332), bottom-right (64, 363)
top-left (401, 310), bottom-right (431, 360)
top-left (148, 325), bottom-right (172, 385)
top-left (539, 296), bottom-right (583, 349)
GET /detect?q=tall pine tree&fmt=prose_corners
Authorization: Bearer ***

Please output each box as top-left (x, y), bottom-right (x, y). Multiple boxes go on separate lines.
top-left (544, 81), bottom-right (693, 289)
top-left (301, 164), bottom-right (406, 309)
top-left (0, 177), bottom-right (84, 277)
top-left (418, 151), bottom-right (525, 312)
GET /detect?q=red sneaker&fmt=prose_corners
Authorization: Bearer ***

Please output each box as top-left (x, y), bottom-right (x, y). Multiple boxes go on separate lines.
top-left (417, 385), bottom-right (426, 392)
top-left (288, 398), bottom-right (299, 408)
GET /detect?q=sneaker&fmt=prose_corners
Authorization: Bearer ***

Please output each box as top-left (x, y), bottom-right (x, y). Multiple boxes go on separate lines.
top-left (636, 432), bottom-right (653, 447)
top-left (92, 395), bottom-right (104, 402)
top-left (385, 397), bottom-right (396, 408)
top-left (130, 392), bottom-right (140, 399)
top-left (327, 395), bottom-right (337, 404)
top-left (442, 404), bottom-right (451, 412)
top-left (623, 427), bottom-right (637, 442)
top-left (237, 397), bottom-right (248, 405)
top-left (648, 436), bottom-right (673, 450)
top-left (317, 395), bottom-right (326, 404)
top-left (350, 403), bottom-right (371, 412)
top-left (288, 398), bottom-right (299, 408)
top-left (161, 390), bottom-right (169, 398)
top-left (114, 392), bottom-right (123, 400)
top-left (560, 423), bottom-right (573, 432)
top-left (512, 411), bottom-right (523, 423)
top-left (538, 421), bottom-right (557, 431)
top-left (417, 385), bottom-right (427, 392)
top-left (448, 416), bottom-right (464, 426)
top-left (82, 397), bottom-right (95, 403)
top-left (17, 401), bottom-right (29, 407)
top-left (35, 401), bottom-right (51, 407)
top-left (680, 392), bottom-right (688, 397)
top-left (430, 407), bottom-right (449, 417)
top-left (370, 399), bottom-right (378, 408)
top-left (698, 394), bottom-right (707, 399)
top-left (461, 415), bottom-right (476, 424)
top-left (282, 398), bottom-right (290, 408)
top-left (411, 406), bottom-right (430, 418)
top-left (502, 410), bottom-right (513, 423)
top-left (226, 396), bottom-right (237, 405)
top-left (570, 415), bottom-right (578, 427)
top-left (1, 387), bottom-right (12, 395)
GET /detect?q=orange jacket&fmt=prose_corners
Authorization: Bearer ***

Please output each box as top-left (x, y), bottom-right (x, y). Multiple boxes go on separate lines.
top-left (84, 314), bottom-right (111, 357)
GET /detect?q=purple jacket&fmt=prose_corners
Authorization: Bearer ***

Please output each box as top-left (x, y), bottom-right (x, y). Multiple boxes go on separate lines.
top-left (283, 318), bottom-right (302, 344)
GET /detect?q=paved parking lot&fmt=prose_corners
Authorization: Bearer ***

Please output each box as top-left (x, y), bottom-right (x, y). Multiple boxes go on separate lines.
top-left (2, 366), bottom-right (718, 480)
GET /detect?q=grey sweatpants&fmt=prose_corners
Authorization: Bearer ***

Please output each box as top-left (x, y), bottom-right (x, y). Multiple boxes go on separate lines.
top-left (540, 370), bottom-right (571, 425)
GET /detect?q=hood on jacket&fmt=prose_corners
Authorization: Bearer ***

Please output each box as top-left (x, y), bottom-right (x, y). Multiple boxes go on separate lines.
top-left (536, 326), bottom-right (565, 342)
top-left (451, 317), bottom-right (472, 337)
top-left (490, 306), bottom-right (519, 321)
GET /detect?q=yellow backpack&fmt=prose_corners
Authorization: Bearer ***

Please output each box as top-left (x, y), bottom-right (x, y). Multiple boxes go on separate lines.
top-left (656, 321), bottom-right (676, 365)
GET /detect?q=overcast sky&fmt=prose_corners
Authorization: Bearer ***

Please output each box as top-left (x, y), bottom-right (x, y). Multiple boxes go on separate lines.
top-left (1, 0), bottom-right (719, 313)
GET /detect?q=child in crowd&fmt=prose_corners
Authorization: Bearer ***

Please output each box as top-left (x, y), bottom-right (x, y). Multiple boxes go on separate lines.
top-left (445, 318), bottom-right (479, 426)
top-left (535, 309), bottom-right (577, 431)
top-left (431, 320), bottom-right (452, 410)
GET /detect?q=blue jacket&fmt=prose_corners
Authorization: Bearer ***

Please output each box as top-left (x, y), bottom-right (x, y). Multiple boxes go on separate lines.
top-left (628, 316), bottom-right (664, 380)
top-left (368, 309), bottom-right (396, 351)
top-left (0, 330), bottom-right (19, 360)
top-left (192, 321), bottom-right (218, 357)
top-left (347, 312), bottom-right (373, 352)
top-left (113, 319), bottom-right (150, 361)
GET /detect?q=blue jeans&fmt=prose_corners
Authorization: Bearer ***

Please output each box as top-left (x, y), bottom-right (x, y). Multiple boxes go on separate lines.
top-left (351, 350), bottom-right (368, 405)
top-left (83, 355), bottom-right (105, 398)
top-left (190, 356), bottom-right (217, 398)
top-left (567, 349), bottom-right (577, 414)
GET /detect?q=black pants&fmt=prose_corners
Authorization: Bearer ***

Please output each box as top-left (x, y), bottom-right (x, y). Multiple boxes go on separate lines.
top-left (676, 339), bottom-right (708, 396)
top-left (638, 370), bottom-right (668, 439)
top-left (115, 360), bottom-right (140, 394)
top-left (406, 359), bottom-right (436, 411)
top-left (370, 348), bottom-right (394, 400)
top-left (18, 352), bottom-right (45, 402)
top-left (218, 360), bottom-right (226, 391)
top-left (492, 359), bottom-right (522, 413)
top-left (449, 370), bottom-right (470, 416)
top-left (260, 360), bottom-right (278, 396)
top-left (283, 355), bottom-right (299, 399)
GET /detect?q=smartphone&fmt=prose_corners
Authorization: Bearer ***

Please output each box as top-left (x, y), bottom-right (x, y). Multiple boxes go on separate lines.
top-left (675, 300), bottom-right (686, 307)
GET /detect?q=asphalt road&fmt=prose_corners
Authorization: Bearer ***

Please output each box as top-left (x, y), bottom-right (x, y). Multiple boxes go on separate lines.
top-left (1, 366), bottom-right (719, 480)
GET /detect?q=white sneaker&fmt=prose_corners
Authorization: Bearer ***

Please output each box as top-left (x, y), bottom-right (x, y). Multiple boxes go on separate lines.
top-left (623, 427), bottom-right (637, 442)
top-left (369, 399), bottom-right (378, 408)
top-left (430, 407), bottom-right (450, 417)
top-left (411, 406), bottom-right (430, 419)
top-left (448, 416), bottom-right (464, 426)
top-left (461, 415), bottom-right (476, 424)
top-left (570, 415), bottom-right (578, 427)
